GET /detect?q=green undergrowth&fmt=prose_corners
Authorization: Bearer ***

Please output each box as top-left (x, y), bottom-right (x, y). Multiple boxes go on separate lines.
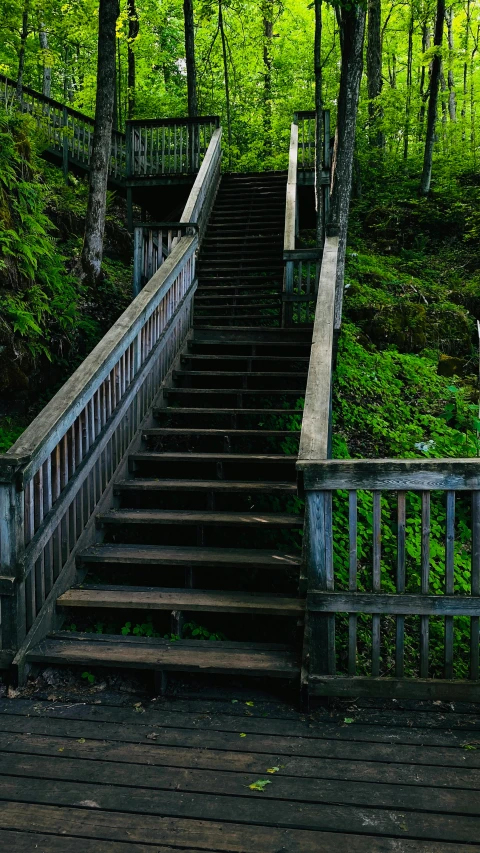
top-left (0, 107), bottom-right (132, 450)
top-left (330, 164), bottom-right (480, 678)
top-left (63, 617), bottom-right (227, 643)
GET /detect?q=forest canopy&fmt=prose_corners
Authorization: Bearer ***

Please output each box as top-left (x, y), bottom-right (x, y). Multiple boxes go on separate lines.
top-left (0, 0), bottom-right (478, 175)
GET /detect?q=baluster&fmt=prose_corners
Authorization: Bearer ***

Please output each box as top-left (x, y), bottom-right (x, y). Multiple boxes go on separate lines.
top-left (471, 491), bottom-right (480, 680)
top-left (396, 491), bottom-right (406, 677)
top-left (444, 490), bottom-right (455, 678)
top-left (348, 490), bottom-right (357, 675)
top-left (43, 458), bottom-right (54, 594)
top-left (162, 127), bottom-right (166, 174)
top-left (420, 491), bottom-right (430, 678)
top-left (372, 490), bottom-right (381, 676)
top-left (174, 125), bottom-right (178, 172)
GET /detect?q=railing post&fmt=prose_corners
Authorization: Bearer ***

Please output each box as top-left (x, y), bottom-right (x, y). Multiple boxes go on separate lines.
top-left (133, 227), bottom-right (143, 297)
top-left (0, 461), bottom-right (27, 651)
top-left (282, 260), bottom-right (294, 326)
top-left (126, 121), bottom-right (133, 233)
top-left (305, 490), bottom-right (336, 677)
top-left (62, 106), bottom-right (69, 182)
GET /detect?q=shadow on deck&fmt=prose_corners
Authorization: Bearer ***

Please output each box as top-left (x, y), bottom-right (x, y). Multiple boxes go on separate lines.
top-left (0, 689), bottom-right (479, 851)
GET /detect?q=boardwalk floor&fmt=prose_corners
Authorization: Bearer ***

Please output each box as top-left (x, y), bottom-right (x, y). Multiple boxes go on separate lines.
top-left (0, 691), bottom-right (479, 851)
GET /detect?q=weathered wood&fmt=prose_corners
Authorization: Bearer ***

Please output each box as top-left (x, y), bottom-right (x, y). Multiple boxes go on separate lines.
top-left (79, 543), bottom-right (301, 568)
top-left (57, 585), bottom-right (305, 613)
top-left (299, 458), bottom-right (480, 491)
top-left (308, 591), bottom-right (480, 615)
top-left (97, 509), bottom-right (302, 526)
top-left (0, 803), bottom-right (472, 853)
top-left (26, 635), bottom-right (300, 676)
top-left (310, 675), bottom-right (480, 702)
top-left (297, 236), bottom-right (338, 461)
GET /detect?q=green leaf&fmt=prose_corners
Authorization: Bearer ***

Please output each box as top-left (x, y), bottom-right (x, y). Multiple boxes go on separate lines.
top-left (248, 779), bottom-right (271, 791)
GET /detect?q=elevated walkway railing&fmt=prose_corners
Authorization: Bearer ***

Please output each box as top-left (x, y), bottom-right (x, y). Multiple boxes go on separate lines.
top-left (1, 73), bottom-right (219, 186)
top-left (282, 110), bottom-right (330, 326)
top-left (0, 126), bottom-right (222, 675)
top-left (132, 127), bottom-right (222, 295)
top-left (299, 234), bottom-right (480, 702)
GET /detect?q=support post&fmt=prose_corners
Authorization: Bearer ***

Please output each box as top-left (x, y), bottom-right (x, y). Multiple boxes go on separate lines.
top-left (0, 461), bottom-right (27, 651)
top-left (62, 107), bottom-right (69, 182)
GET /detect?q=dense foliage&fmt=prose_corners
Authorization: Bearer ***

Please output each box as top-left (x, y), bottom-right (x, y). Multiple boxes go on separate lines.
top-left (0, 107), bottom-right (131, 448)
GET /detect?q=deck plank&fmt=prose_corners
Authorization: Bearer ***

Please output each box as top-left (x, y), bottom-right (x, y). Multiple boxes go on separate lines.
top-left (0, 698), bottom-right (479, 849)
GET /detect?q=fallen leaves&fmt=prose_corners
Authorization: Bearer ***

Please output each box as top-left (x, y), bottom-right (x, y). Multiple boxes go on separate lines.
top-left (248, 779), bottom-right (271, 792)
top-left (266, 766), bottom-right (280, 774)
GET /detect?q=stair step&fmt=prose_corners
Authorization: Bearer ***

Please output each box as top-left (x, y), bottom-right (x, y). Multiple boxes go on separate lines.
top-left (163, 388), bottom-right (304, 399)
top-left (173, 370), bottom-right (306, 379)
top-left (114, 479), bottom-right (298, 493)
top-left (97, 509), bottom-right (302, 527)
top-left (181, 354), bottom-right (308, 364)
top-left (58, 586), bottom-right (305, 614)
top-left (130, 452), bottom-right (296, 464)
top-left (78, 543), bottom-right (302, 569)
top-left (155, 407), bottom-right (303, 415)
top-left (26, 634), bottom-right (300, 677)
top-left (143, 428), bottom-right (301, 437)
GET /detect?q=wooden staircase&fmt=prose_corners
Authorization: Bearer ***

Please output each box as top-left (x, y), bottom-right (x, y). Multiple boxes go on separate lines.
top-left (24, 173), bottom-right (311, 689)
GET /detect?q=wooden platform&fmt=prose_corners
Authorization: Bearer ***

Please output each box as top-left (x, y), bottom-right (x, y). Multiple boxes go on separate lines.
top-left (1, 695), bottom-right (480, 850)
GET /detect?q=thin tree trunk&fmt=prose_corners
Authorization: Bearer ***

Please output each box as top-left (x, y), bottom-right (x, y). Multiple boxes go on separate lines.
top-left (420, 0), bottom-right (445, 194)
top-left (418, 24), bottom-right (430, 137)
top-left (81, 0), bottom-right (120, 286)
top-left (39, 21), bottom-right (51, 97)
top-left (262, 0), bottom-right (274, 153)
top-left (314, 0), bottom-right (323, 243)
top-left (367, 0), bottom-right (384, 146)
top-left (403, 4), bottom-right (414, 159)
top-left (446, 5), bottom-right (456, 120)
top-left (329, 2), bottom-right (366, 328)
top-left (127, 0), bottom-right (139, 119)
top-left (218, 0), bottom-right (232, 165)
top-left (16, 1), bottom-right (30, 101)
top-left (183, 0), bottom-right (197, 116)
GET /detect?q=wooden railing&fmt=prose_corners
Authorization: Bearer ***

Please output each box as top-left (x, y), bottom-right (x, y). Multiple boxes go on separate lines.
top-left (298, 459), bottom-right (480, 701)
top-left (126, 116), bottom-right (220, 178)
top-left (1, 74), bottom-right (218, 185)
top-left (0, 126), bottom-right (221, 674)
top-left (282, 111), bottom-right (330, 326)
top-left (132, 127), bottom-right (222, 296)
top-left (298, 236), bottom-right (480, 701)
top-left (0, 73), bottom-right (126, 182)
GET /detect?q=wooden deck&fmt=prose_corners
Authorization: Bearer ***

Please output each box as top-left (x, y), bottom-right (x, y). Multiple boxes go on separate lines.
top-left (0, 694), bottom-right (479, 851)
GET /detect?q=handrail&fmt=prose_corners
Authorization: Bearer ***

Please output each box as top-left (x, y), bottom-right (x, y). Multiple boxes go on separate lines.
top-left (181, 127), bottom-right (222, 239)
top-left (297, 236), bottom-right (339, 463)
top-left (0, 235), bottom-right (197, 664)
top-left (128, 116), bottom-right (220, 128)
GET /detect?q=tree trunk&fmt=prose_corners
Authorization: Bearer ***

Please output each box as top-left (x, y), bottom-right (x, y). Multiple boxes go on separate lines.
top-left (183, 0), bottom-right (198, 116)
top-left (81, 0), bottom-right (120, 286)
top-left (262, 0), bottom-right (274, 153)
top-left (218, 0), bottom-right (232, 165)
top-left (127, 0), bottom-right (139, 119)
top-left (420, 0), bottom-right (445, 195)
top-left (403, 4), bottom-right (414, 159)
top-left (16, 1), bottom-right (30, 102)
top-left (39, 21), bottom-right (51, 98)
top-left (314, 0), bottom-right (323, 244)
top-left (445, 5), bottom-right (456, 120)
top-left (329, 2), bottom-right (366, 328)
top-left (418, 24), bottom-right (430, 136)
top-left (367, 0), bottom-right (384, 146)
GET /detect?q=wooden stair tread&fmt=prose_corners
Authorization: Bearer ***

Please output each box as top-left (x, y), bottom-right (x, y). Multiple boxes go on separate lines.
top-left (57, 586), bottom-right (305, 613)
top-left (155, 407), bottom-right (304, 414)
top-left (97, 509), bottom-right (302, 526)
top-left (114, 479), bottom-right (297, 492)
top-left (173, 370), bottom-right (307, 378)
top-left (143, 428), bottom-right (301, 436)
top-left (79, 543), bottom-right (301, 567)
top-left (130, 452), bottom-right (297, 462)
top-left (163, 388), bottom-right (306, 395)
top-left (26, 635), bottom-right (300, 676)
